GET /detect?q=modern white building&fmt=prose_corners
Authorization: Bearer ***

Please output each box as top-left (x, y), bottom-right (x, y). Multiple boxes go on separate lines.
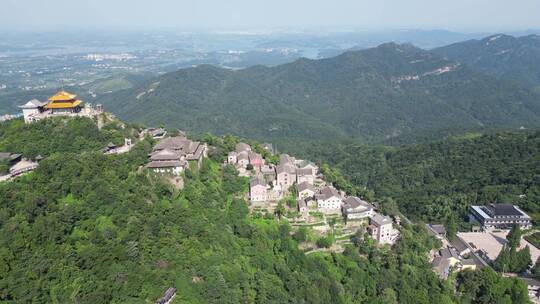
top-left (469, 204), bottom-right (532, 230)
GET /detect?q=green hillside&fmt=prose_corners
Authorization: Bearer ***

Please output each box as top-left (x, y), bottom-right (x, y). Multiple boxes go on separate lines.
top-left (296, 130), bottom-right (540, 225)
top-left (0, 118), bottom-right (530, 303)
top-left (100, 42), bottom-right (540, 145)
top-left (434, 34), bottom-right (540, 88)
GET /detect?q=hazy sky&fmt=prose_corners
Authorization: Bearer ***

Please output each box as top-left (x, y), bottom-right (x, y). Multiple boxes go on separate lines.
top-left (3, 0), bottom-right (540, 31)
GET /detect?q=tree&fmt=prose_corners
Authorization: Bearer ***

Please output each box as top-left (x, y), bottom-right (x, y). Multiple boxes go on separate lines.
top-left (513, 246), bottom-right (532, 273)
top-left (316, 236), bottom-right (333, 248)
top-left (444, 215), bottom-right (457, 241)
top-left (293, 227), bottom-right (309, 243)
top-left (507, 224), bottom-right (522, 249)
top-left (532, 256), bottom-right (540, 279)
top-left (494, 247), bottom-right (511, 273)
top-left (275, 201), bottom-right (285, 220)
top-left (380, 288), bottom-right (398, 304)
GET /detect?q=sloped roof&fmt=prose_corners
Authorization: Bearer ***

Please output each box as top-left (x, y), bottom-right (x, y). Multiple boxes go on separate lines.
top-left (486, 204), bottom-right (524, 216)
top-left (9, 159), bottom-right (38, 173)
top-left (430, 224), bottom-right (447, 235)
top-left (316, 186), bottom-right (341, 201)
top-left (370, 213), bottom-right (392, 226)
top-left (18, 99), bottom-right (47, 109)
top-left (236, 142), bottom-right (251, 153)
top-left (0, 153), bottom-right (21, 162)
top-left (185, 144), bottom-right (205, 161)
top-left (297, 181), bottom-right (316, 193)
top-left (154, 136), bottom-right (197, 154)
top-left (279, 154), bottom-right (295, 165)
top-left (296, 168), bottom-right (313, 175)
top-left (45, 100), bottom-right (82, 109)
top-left (297, 160), bottom-right (317, 169)
top-left (48, 90), bottom-right (77, 101)
top-left (146, 160), bottom-right (185, 168)
top-left (150, 149), bottom-right (181, 161)
top-left (343, 196), bottom-right (372, 209)
top-left (250, 176), bottom-right (266, 188)
top-left (276, 163), bottom-right (295, 174)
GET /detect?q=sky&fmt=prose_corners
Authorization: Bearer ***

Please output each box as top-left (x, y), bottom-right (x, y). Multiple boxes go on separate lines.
top-left (2, 0), bottom-right (540, 32)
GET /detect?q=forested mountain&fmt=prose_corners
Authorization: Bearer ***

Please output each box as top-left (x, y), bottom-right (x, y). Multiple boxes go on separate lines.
top-left (294, 131), bottom-right (540, 225)
top-left (434, 34), bottom-right (540, 92)
top-left (101, 42), bottom-right (540, 145)
top-left (0, 117), bottom-right (531, 303)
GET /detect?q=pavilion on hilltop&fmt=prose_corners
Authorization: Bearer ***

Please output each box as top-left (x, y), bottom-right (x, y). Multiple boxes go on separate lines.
top-left (45, 90), bottom-right (83, 114)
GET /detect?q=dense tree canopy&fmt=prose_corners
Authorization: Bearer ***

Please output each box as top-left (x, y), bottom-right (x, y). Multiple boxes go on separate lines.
top-left (294, 131), bottom-right (540, 226)
top-left (0, 118), bottom-right (531, 303)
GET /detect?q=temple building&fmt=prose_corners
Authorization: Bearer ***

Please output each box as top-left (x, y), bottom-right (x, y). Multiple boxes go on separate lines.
top-left (45, 91), bottom-right (83, 114)
top-left (18, 90), bottom-right (103, 124)
top-left (146, 136), bottom-right (207, 175)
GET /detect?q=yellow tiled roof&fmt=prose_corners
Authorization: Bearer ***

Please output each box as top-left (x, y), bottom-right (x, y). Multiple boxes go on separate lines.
top-left (45, 100), bottom-right (82, 109)
top-left (48, 90), bottom-right (77, 102)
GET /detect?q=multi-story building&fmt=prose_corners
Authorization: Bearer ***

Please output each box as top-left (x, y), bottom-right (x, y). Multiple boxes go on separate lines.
top-left (368, 213), bottom-right (394, 245)
top-left (147, 136), bottom-right (207, 175)
top-left (250, 176), bottom-right (267, 202)
top-left (469, 204), bottom-right (531, 230)
top-left (342, 196), bottom-right (374, 220)
top-left (315, 186), bottom-right (342, 214)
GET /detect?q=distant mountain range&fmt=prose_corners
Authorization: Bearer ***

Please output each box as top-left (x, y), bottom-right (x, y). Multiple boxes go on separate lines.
top-left (434, 34), bottom-right (540, 92)
top-left (101, 38), bottom-right (540, 144)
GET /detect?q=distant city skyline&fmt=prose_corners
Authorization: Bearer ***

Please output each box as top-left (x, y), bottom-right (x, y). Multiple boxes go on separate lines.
top-left (2, 0), bottom-right (540, 32)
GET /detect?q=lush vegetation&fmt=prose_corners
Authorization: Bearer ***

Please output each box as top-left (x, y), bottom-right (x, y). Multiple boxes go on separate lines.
top-left (493, 225), bottom-right (532, 273)
top-left (434, 34), bottom-right (540, 89)
top-left (0, 117), bottom-right (136, 158)
top-left (293, 131), bottom-right (540, 226)
top-left (101, 43), bottom-right (540, 146)
top-left (0, 118), bottom-right (530, 303)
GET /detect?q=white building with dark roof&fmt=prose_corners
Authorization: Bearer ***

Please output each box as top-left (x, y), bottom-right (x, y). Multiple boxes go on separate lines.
top-left (368, 213), bottom-right (395, 245)
top-left (250, 176), bottom-right (267, 202)
top-left (315, 186), bottom-right (342, 214)
top-left (296, 167), bottom-right (315, 185)
top-left (276, 163), bottom-right (296, 190)
top-left (18, 99), bottom-right (47, 123)
top-left (147, 136), bottom-right (207, 175)
top-left (296, 181), bottom-right (316, 199)
top-left (469, 204), bottom-right (531, 230)
top-left (342, 197), bottom-right (374, 220)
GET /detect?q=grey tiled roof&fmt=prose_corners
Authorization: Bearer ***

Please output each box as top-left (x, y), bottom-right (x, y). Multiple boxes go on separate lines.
top-left (297, 181), bottom-right (315, 193)
top-left (370, 213), bottom-right (392, 226)
top-left (146, 160), bottom-right (185, 168)
top-left (343, 197), bottom-right (372, 209)
top-left (316, 186), bottom-right (340, 201)
top-left (250, 176), bottom-right (266, 188)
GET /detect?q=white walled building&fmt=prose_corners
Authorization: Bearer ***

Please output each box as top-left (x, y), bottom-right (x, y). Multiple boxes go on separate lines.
top-left (315, 186), bottom-right (343, 214)
top-left (368, 213), bottom-right (394, 245)
top-left (296, 181), bottom-right (316, 199)
top-left (250, 176), bottom-right (268, 202)
top-left (342, 197), bottom-right (374, 220)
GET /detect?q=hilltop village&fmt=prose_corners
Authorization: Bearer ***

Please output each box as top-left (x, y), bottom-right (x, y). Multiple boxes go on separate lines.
top-left (2, 91), bottom-right (540, 303)
top-left (228, 142), bottom-right (400, 247)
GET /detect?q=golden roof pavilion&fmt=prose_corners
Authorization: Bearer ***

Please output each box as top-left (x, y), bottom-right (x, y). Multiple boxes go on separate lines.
top-left (45, 91), bottom-right (82, 110)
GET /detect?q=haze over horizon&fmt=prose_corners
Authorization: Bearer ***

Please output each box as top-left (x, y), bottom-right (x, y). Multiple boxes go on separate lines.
top-left (2, 0), bottom-right (540, 32)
